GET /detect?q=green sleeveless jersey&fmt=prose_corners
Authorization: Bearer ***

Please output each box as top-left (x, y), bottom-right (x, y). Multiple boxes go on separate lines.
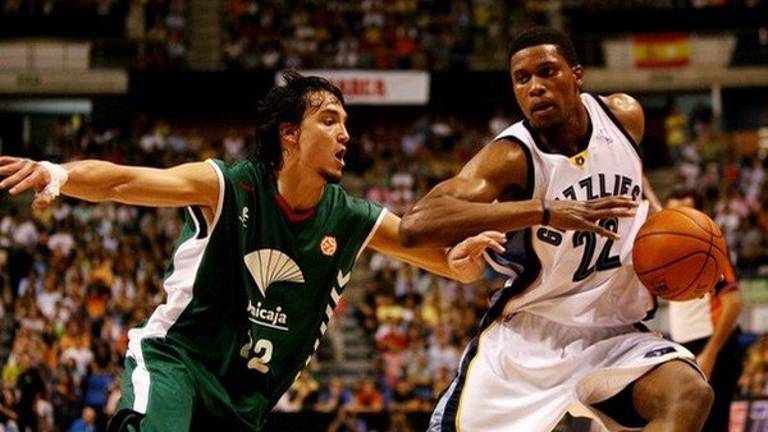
top-left (126, 159), bottom-right (384, 424)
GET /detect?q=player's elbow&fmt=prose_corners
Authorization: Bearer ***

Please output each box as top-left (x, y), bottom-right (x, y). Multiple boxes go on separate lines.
top-left (401, 198), bottom-right (451, 247)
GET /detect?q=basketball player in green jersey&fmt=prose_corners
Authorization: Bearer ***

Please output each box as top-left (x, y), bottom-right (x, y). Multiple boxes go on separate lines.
top-left (0, 71), bottom-right (505, 431)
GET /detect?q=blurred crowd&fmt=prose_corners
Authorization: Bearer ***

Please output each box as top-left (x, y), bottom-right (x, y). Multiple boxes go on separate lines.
top-left (0, 0), bottom-right (122, 16)
top-left (666, 104), bottom-right (768, 276)
top-left (3, 0), bottom-right (766, 70)
top-left (739, 337), bottom-right (768, 398)
top-left (125, 0), bottom-right (187, 69)
top-left (222, 0), bottom-right (522, 71)
top-left (0, 0), bottom-right (185, 70)
top-left (0, 110), bottom-right (503, 431)
top-left (0, 105), bottom-right (766, 430)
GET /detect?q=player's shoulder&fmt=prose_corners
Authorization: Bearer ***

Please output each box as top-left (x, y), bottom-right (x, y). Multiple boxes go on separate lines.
top-left (493, 119), bottom-right (529, 143)
top-left (209, 158), bottom-right (261, 182)
top-left (326, 183), bottom-right (369, 208)
top-left (598, 93), bottom-right (645, 145)
top-left (600, 93), bottom-right (643, 116)
top-left (480, 126), bottom-right (533, 172)
top-left (326, 184), bottom-right (382, 221)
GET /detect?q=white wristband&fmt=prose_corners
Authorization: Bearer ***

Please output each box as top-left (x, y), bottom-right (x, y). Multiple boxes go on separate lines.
top-left (36, 161), bottom-right (69, 200)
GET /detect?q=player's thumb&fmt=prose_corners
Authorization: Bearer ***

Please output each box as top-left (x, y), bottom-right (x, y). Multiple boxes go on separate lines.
top-left (32, 194), bottom-right (53, 210)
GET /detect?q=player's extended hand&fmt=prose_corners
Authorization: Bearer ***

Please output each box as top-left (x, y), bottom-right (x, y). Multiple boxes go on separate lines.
top-left (0, 156), bottom-right (54, 209)
top-left (547, 196), bottom-right (638, 241)
top-left (447, 231), bottom-right (506, 282)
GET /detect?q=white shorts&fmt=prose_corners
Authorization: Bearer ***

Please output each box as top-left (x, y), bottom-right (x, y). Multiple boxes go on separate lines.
top-left (429, 312), bottom-right (698, 432)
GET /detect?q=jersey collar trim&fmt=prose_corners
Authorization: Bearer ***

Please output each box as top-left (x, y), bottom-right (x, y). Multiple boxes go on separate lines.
top-left (275, 194), bottom-right (316, 223)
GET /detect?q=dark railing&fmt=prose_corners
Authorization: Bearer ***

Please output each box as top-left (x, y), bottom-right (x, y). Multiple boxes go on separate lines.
top-left (0, 11), bottom-right (126, 39)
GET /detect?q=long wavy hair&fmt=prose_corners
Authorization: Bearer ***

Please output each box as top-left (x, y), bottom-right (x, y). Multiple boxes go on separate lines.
top-left (252, 70), bottom-right (345, 171)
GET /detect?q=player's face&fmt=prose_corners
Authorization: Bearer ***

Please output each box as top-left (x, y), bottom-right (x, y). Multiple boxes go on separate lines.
top-left (297, 91), bottom-right (350, 183)
top-left (510, 45), bottom-right (584, 130)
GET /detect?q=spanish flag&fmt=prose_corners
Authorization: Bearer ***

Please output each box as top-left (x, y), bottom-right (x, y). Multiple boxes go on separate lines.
top-left (632, 33), bottom-right (690, 68)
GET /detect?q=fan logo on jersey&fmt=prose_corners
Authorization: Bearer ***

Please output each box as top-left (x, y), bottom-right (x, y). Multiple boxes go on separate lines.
top-left (243, 249), bottom-right (305, 298)
top-left (320, 236), bottom-right (337, 256)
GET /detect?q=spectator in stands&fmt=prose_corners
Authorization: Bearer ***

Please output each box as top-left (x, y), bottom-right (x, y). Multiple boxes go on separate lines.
top-left (667, 188), bottom-right (745, 432)
top-left (274, 372), bottom-right (320, 412)
top-left (426, 325), bottom-right (460, 379)
top-left (66, 406), bottom-right (97, 432)
top-left (387, 380), bottom-right (422, 432)
top-left (0, 388), bottom-right (18, 431)
top-left (348, 379), bottom-right (384, 414)
top-left (664, 99), bottom-right (688, 163)
top-left (15, 350), bottom-right (46, 432)
top-left (314, 377), bottom-right (352, 413)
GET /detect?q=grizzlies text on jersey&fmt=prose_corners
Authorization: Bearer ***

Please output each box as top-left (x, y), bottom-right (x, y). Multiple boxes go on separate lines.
top-left (484, 93), bottom-right (653, 327)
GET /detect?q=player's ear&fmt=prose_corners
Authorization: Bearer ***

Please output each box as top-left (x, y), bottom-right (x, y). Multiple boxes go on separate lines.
top-left (279, 122), bottom-right (300, 149)
top-left (571, 64), bottom-right (584, 90)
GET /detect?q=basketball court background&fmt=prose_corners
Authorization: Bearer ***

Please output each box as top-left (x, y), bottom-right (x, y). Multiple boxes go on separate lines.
top-left (0, 1), bottom-right (767, 431)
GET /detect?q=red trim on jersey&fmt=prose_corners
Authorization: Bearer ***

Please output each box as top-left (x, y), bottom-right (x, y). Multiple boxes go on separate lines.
top-left (275, 194), bottom-right (316, 223)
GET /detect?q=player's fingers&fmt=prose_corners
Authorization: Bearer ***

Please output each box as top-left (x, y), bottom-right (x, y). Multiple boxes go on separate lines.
top-left (580, 220), bottom-right (620, 241)
top-left (0, 160), bottom-right (25, 177)
top-left (484, 239), bottom-right (505, 253)
top-left (585, 207), bottom-right (636, 221)
top-left (467, 237), bottom-right (503, 256)
top-left (0, 156), bottom-right (22, 166)
top-left (465, 242), bottom-right (487, 258)
top-left (482, 231), bottom-right (507, 243)
top-left (0, 163), bottom-right (35, 191)
top-left (465, 232), bottom-right (501, 247)
top-left (588, 196), bottom-right (638, 210)
top-left (10, 170), bottom-right (46, 195)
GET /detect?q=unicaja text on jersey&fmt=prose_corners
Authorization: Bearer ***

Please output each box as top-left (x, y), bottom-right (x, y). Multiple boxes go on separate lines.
top-left (247, 300), bottom-right (289, 330)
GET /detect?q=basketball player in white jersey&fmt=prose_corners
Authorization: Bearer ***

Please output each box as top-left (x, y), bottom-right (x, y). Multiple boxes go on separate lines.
top-left (400, 28), bottom-right (713, 431)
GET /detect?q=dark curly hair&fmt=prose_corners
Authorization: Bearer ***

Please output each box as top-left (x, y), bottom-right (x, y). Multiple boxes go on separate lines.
top-left (508, 27), bottom-right (580, 67)
top-left (253, 70), bottom-right (345, 171)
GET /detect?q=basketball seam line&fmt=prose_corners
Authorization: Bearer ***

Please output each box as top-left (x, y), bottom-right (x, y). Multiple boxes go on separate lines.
top-left (665, 208), bottom-right (724, 238)
top-left (682, 225), bottom-right (715, 292)
top-left (635, 250), bottom-right (711, 276)
top-left (635, 231), bottom-right (727, 258)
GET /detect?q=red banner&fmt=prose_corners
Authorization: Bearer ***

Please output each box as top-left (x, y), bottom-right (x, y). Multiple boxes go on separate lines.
top-left (632, 33), bottom-right (690, 68)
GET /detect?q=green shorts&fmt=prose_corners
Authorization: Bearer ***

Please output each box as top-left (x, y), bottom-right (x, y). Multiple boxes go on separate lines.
top-left (108, 338), bottom-right (269, 432)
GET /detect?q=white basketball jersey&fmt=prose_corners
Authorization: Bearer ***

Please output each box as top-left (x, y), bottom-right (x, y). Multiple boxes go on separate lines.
top-left (484, 93), bottom-right (653, 328)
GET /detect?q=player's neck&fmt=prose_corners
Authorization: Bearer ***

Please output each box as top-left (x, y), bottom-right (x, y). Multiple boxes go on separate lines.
top-left (275, 164), bottom-right (325, 211)
top-left (538, 103), bottom-right (590, 155)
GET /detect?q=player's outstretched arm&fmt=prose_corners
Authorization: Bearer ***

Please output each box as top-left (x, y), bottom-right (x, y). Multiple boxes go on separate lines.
top-left (399, 139), bottom-right (538, 248)
top-left (367, 211), bottom-right (505, 284)
top-left (0, 157), bottom-right (218, 212)
top-left (399, 139), bottom-right (638, 248)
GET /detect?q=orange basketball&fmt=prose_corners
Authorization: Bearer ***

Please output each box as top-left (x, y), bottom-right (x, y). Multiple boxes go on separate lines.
top-left (632, 207), bottom-right (728, 301)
